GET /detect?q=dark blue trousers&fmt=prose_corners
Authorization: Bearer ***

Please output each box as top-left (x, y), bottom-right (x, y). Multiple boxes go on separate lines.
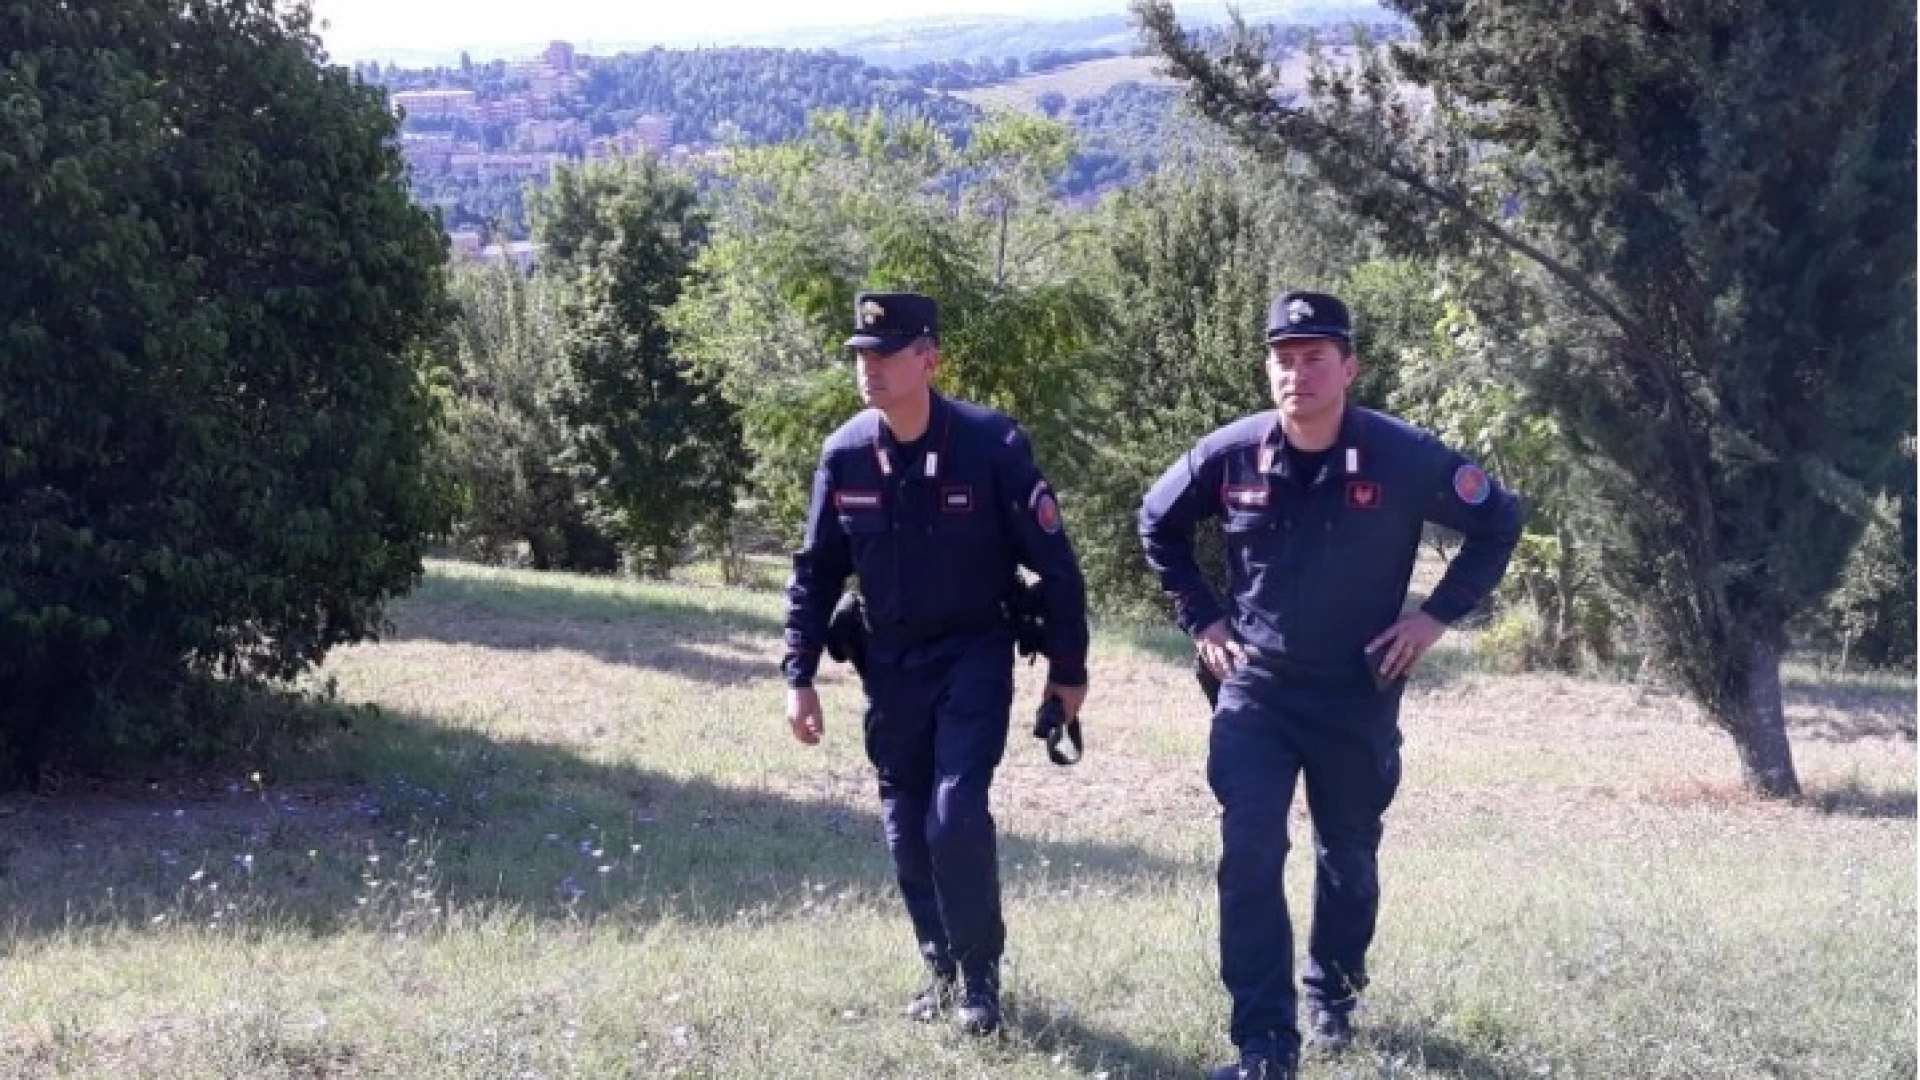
top-left (860, 629), bottom-right (1016, 981)
top-left (1208, 660), bottom-right (1404, 1055)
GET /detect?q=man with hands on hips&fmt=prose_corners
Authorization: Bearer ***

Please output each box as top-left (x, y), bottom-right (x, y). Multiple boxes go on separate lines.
top-left (1139, 289), bottom-right (1522, 1080)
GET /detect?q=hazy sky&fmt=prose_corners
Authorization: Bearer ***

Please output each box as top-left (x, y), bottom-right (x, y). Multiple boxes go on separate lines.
top-left (306, 0), bottom-right (1136, 59)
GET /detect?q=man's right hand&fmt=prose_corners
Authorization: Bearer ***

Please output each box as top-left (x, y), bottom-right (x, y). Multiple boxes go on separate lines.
top-left (787, 686), bottom-right (825, 745)
top-left (1196, 619), bottom-right (1248, 682)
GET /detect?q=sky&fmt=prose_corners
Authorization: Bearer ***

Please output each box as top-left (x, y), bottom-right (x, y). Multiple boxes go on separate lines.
top-left (305, 0), bottom-right (1141, 60)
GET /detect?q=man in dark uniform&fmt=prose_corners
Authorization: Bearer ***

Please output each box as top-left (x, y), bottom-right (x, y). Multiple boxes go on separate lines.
top-left (1138, 290), bottom-right (1522, 1080)
top-left (782, 290), bottom-right (1092, 1037)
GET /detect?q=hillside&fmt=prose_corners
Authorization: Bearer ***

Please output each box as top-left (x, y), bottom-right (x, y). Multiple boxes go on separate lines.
top-left (953, 54), bottom-right (1175, 113)
top-left (2, 560), bottom-right (1913, 1077)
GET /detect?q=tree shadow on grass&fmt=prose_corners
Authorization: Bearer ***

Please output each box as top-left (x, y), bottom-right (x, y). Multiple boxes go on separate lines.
top-left (384, 565), bottom-right (786, 687)
top-left (1364, 1016), bottom-right (1533, 1079)
top-left (1002, 998), bottom-right (1201, 1079)
top-left (1783, 680), bottom-right (1917, 746)
top-left (0, 698), bottom-right (1198, 943)
top-left (1800, 779), bottom-right (1918, 820)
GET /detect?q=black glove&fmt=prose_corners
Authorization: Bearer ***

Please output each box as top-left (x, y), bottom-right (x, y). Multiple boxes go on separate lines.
top-left (1031, 694), bottom-right (1083, 766)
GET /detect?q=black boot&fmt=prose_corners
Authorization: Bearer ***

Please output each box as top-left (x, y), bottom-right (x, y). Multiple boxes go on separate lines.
top-left (1306, 1006), bottom-right (1355, 1055)
top-left (903, 967), bottom-right (958, 1022)
top-left (1209, 1038), bottom-right (1297, 1080)
top-left (955, 968), bottom-right (1002, 1036)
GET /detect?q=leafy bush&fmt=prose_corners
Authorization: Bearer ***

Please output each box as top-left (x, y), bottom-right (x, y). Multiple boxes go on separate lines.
top-left (0, 1), bottom-right (452, 782)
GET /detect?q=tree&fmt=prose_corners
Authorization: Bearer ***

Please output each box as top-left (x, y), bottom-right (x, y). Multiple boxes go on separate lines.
top-left (1136, 0), bottom-right (1917, 796)
top-left (436, 262), bottom-right (618, 571)
top-left (669, 109), bottom-right (1106, 541)
top-left (1069, 156), bottom-right (1369, 612)
top-left (0, 0), bottom-right (452, 781)
top-left (532, 156), bottom-right (743, 577)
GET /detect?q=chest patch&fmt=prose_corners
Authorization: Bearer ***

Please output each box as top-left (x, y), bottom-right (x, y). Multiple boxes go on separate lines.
top-left (1346, 481), bottom-right (1383, 510)
top-left (940, 486), bottom-right (975, 513)
top-left (834, 489), bottom-right (883, 512)
top-left (1224, 484), bottom-right (1271, 511)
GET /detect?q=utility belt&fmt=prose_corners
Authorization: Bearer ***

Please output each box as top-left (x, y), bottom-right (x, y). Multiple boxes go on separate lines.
top-left (1241, 645), bottom-right (1379, 690)
top-left (825, 583), bottom-right (1079, 765)
top-left (865, 610), bottom-right (1008, 648)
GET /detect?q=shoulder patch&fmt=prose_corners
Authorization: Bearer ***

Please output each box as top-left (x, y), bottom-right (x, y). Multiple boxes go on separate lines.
top-left (1028, 479), bottom-right (1062, 534)
top-left (1453, 462), bottom-right (1491, 506)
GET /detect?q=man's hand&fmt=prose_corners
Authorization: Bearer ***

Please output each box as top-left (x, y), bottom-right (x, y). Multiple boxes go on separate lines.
top-left (1045, 681), bottom-right (1088, 723)
top-left (787, 686), bottom-right (824, 745)
top-left (1196, 619), bottom-right (1249, 682)
top-left (1366, 611), bottom-right (1448, 680)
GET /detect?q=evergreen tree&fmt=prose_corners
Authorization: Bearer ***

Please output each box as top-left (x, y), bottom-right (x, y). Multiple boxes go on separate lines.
top-left (1136, 0), bottom-right (1917, 795)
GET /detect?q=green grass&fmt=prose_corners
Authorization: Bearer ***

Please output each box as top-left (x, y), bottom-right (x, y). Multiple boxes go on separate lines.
top-left (2, 559), bottom-right (1913, 1078)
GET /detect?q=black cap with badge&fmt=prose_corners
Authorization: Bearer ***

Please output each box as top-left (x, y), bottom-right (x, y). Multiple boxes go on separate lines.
top-left (846, 291), bottom-right (939, 355)
top-left (1265, 290), bottom-right (1352, 343)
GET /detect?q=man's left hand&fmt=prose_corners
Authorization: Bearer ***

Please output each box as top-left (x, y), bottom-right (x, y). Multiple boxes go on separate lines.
top-left (1045, 681), bottom-right (1088, 722)
top-left (1366, 611), bottom-right (1448, 680)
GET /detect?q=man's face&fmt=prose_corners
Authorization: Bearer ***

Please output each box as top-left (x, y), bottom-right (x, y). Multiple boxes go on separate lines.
top-left (854, 338), bottom-right (937, 411)
top-left (1265, 336), bottom-right (1357, 424)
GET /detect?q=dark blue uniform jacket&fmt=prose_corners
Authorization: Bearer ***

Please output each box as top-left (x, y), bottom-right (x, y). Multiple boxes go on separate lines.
top-left (1139, 406), bottom-right (1523, 678)
top-left (783, 393), bottom-right (1090, 688)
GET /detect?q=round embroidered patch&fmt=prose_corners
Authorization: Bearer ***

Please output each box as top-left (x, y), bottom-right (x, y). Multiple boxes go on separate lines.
top-left (1453, 463), bottom-right (1491, 506)
top-left (1035, 492), bottom-right (1062, 534)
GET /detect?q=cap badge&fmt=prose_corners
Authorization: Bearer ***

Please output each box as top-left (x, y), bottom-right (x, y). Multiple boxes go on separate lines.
top-left (1286, 298), bottom-right (1314, 325)
top-left (859, 299), bottom-right (886, 327)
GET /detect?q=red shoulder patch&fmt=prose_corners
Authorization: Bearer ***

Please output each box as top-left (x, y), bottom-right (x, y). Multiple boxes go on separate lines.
top-left (1029, 480), bottom-right (1062, 534)
top-left (1452, 463), bottom-right (1490, 506)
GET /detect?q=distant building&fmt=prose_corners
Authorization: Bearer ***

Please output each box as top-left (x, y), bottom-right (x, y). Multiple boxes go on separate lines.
top-left (447, 229), bottom-right (484, 257)
top-left (585, 115), bottom-right (675, 161)
top-left (631, 114), bottom-right (672, 151)
top-left (484, 98), bottom-right (533, 124)
top-left (520, 119), bottom-right (587, 152)
top-left (399, 131), bottom-right (460, 170)
top-left (447, 152), bottom-right (566, 180)
top-left (390, 89), bottom-right (478, 124)
top-left (544, 41), bottom-right (576, 72)
top-left (478, 241), bottom-right (540, 272)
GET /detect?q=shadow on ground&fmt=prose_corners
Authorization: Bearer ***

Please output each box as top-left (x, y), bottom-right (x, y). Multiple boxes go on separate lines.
top-left (1784, 681), bottom-right (1917, 746)
top-left (385, 566), bottom-right (786, 686)
top-left (0, 697), bottom-right (1196, 942)
top-left (1365, 1016), bottom-right (1535, 1079)
top-left (1004, 997), bottom-right (1201, 1079)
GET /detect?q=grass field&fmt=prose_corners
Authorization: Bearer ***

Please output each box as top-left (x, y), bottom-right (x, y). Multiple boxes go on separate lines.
top-left (2, 560), bottom-right (1913, 1078)
top-left (953, 56), bottom-right (1178, 114)
top-left (950, 48), bottom-right (1354, 115)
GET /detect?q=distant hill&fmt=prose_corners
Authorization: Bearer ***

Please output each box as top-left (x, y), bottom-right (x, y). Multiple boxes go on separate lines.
top-left (951, 43), bottom-right (1356, 116)
top-left (339, 2), bottom-right (1395, 69)
top-left (712, 2), bottom-right (1392, 69)
top-left (953, 54), bottom-right (1173, 113)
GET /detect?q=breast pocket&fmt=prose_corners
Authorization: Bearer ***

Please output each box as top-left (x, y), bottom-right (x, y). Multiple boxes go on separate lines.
top-left (1222, 505), bottom-right (1283, 599)
top-left (837, 509), bottom-right (891, 565)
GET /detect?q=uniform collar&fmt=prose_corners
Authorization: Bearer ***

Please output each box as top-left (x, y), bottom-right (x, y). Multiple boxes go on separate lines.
top-left (872, 392), bottom-right (951, 480)
top-left (1260, 407), bottom-right (1367, 483)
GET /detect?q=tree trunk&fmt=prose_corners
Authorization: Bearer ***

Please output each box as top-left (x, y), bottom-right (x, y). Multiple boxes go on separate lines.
top-left (1717, 635), bottom-right (1802, 798)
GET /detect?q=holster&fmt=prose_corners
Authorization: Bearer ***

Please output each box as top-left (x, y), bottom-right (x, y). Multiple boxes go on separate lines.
top-left (1004, 577), bottom-right (1048, 664)
top-left (825, 592), bottom-right (869, 677)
